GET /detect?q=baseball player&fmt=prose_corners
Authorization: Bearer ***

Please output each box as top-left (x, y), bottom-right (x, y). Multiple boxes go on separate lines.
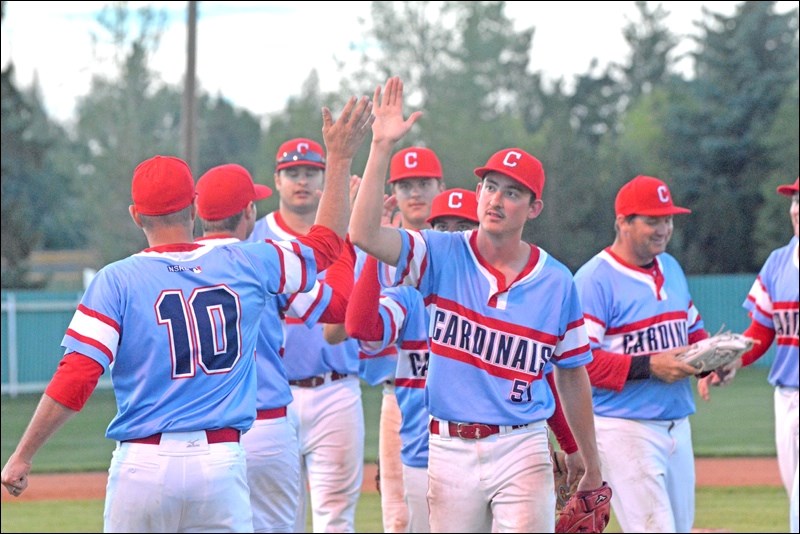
top-left (377, 145), bottom-right (445, 533)
top-left (573, 175), bottom-right (709, 533)
top-left (699, 177), bottom-right (799, 533)
top-left (348, 188), bottom-right (476, 532)
top-left (246, 137), bottom-right (365, 532)
top-left (350, 76), bottom-right (604, 533)
top-left (194, 163), bottom-right (357, 533)
top-left (349, 188), bottom-right (584, 532)
top-left (0, 95), bottom-right (368, 532)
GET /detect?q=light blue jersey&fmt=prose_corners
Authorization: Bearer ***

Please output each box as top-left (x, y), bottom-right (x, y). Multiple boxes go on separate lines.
top-left (62, 239), bottom-right (320, 441)
top-left (359, 285), bottom-right (430, 468)
top-left (574, 248), bottom-right (706, 420)
top-left (248, 212), bottom-right (359, 378)
top-left (380, 229), bottom-right (592, 426)
top-left (745, 236), bottom-right (799, 388)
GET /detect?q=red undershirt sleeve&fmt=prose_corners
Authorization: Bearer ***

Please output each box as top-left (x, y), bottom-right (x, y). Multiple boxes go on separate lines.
top-left (344, 255), bottom-right (384, 341)
top-left (317, 237), bottom-right (356, 323)
top-left (740, 320), bottom-right (776, 367)
top-left (585, 349), bottom-right (631, 392)
top-left (688, 328), bottom-right (710, 344)
top-left (545, 372), bottom-right (578, 454)
top-left (44, 352), bottom-right (104, 411)
top-left (296, 225), bottom-right (344, 271)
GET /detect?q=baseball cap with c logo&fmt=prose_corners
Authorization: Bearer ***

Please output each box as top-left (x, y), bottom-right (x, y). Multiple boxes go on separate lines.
top-left (426, 188), bottom-right (479, 224)
top-left (275, 138), bottom-right (326, 171)
top-left (389, 147), bottom-right (443, 183)
top-left (474, 148), bottom-right (545, 199)
top-left (614, 175), bottom-right (691, 217)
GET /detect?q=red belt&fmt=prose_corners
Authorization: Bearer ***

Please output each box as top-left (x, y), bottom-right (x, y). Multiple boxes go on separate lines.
top-left (429, 420), bottom-right (529, 440)
top-left (123, 427), bottom-right (240, 445)
top-left (257, 406), bottom-right (287, 420)
top-left (289, 371), bottom-right (348, 388)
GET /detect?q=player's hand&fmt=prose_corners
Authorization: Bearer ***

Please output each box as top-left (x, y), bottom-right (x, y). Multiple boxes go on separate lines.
top-left (321, 96), bottom-right (374, 161)
top-left (564, 451), bottom-right (586, 490)
top-left (381, 194), bottom-right (401, 228)
top-left (697, 357), bottom-right (741, 401)
top-left (574, 464), bottom-right (603, 493)
top-left (371, 76), bottom-right (422, 146)
top-left (1, 454), bottom-right (31, 497)
top-left (649, 347), bottom-right (697, 383)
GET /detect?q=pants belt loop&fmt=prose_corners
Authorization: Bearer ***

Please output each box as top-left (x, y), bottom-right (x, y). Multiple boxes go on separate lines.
top-left (438, 418), bottom-right (451, 439)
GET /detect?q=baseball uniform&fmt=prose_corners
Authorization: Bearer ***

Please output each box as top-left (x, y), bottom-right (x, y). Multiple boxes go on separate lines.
top-left (64, 235), bottom-right (325, 533)
top-left (248, 210), bottom-right (364, 533)
top-left (379, 228), bottom-right (592, 533)
top-left (743, 234), bottom-right (799, 530)
top-left (574, 247), bottom-right (706, 533)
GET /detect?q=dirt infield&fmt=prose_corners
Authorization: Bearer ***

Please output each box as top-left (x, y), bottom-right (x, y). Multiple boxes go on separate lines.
top-left (0, 457), bottom-right (783, 502)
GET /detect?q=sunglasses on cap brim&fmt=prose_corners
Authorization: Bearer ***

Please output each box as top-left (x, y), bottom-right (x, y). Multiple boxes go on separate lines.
top-left (276, 150), bottom-right (326, 166)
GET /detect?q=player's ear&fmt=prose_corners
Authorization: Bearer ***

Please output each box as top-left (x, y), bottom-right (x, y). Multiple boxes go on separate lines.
top-left (129, 205), bottom-right (144, 228)
top-left (527, 198), bottom-right (544, 220)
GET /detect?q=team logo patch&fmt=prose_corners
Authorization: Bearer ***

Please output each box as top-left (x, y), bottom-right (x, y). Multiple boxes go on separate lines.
top-left (167, 265), bottom-right (203, 273)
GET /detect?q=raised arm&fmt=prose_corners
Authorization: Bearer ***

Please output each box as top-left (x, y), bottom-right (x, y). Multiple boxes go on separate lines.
top-left (316, 96), bottom-right (374, 238)
top-left (349, 76), bottom-right (421, 266)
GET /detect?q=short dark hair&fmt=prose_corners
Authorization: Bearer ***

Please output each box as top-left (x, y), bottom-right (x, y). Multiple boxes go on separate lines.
top-left (201, 212), bottom-right (244, 234)
top-left (139, 205), bottom-right (193, 230)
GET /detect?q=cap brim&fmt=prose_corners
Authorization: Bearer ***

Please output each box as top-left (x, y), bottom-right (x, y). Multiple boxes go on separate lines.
top-left (777, 185), bottom-right (799, 196)
top-left (624, 206), bottom-right (692, 216)
top-left (426, 209), bottom-right (479, 224)
top-left (254, 184), bottom-right (273, 200)
top-left (389, 173), bottom-right (443, 183)
top-left (474, 166), bottom-right (537, 197)
top-left (276, 160), bottom-right (325, 171)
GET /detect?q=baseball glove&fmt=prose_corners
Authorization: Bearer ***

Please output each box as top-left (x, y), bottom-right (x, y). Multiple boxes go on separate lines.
top-left (553, 449), bottom-right (578, 512)
top-left (677, 331), bottom-right (754, 374)
top-left (555, 482), bottom-right (613, 533)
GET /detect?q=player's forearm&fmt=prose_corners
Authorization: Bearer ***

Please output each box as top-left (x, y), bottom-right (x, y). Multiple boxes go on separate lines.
top-left (314, 154), bottom-right (352, 238)
top-left (554, 367), bottom-right (602, 483)
top-left (350, 139), bottom-right (402, 266)
top-left (12, 394), bottom-right (79, 463)
top-left (545, 371), bottom-right (578, 454)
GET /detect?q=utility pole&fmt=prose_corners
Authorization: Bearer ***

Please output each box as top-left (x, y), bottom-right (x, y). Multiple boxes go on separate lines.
top-left (181, 1), bottom-right (198, 174)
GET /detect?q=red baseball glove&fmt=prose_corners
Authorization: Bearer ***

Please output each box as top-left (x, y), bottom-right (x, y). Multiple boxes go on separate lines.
top-left (555, 481), bottom-right (612, 533)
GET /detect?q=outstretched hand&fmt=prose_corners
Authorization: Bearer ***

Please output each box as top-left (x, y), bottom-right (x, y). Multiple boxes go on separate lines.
top-left (381, 194), bottom-right (401, 228)
top-left (371, 76), bottom-right (423, 146)
top-left (321, 96), bottom-right (375, 160)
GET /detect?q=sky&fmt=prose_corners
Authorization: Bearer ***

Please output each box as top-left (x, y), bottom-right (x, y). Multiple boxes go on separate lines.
top-left (1, 1), bottom-right (795, 124)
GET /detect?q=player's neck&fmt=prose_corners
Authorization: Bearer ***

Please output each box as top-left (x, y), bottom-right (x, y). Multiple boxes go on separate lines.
top-left (278, 205), bottom-right (315, 235)
top-left (144, 227), bottom-right (195, 248)
top-left (475, 230), bottom-right (529, 272)
top-left (609, 241), bottom-right (655, 268)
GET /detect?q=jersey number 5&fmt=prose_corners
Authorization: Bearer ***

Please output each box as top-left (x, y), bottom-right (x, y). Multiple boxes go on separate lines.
top-left (156, 286), bottom-right (242, 378)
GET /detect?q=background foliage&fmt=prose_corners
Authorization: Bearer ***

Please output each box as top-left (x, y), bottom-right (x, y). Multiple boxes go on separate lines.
top-left (1, 0), bottom-right (798, 285)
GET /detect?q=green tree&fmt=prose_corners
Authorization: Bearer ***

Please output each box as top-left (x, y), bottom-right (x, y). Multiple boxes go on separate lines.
top-left (754, 80), bottom-right (800, 264)
top-left (664, 0), bottom-right (799, 273)
top-left (1, 1), bottom-right (86, 287)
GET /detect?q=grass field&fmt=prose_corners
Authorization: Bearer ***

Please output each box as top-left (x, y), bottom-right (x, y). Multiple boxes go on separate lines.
top-left (1, 367), bottom-right (786, 532)
top-left (0, 487), bottom-right (789, 533)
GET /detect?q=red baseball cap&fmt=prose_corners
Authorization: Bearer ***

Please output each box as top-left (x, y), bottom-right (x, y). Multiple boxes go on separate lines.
top-left (196, 164), bottom-right (272, 221)
top-left (426, 188), bottom-right (479, 224)
top-left (389, 147), bottom-right (443, 183)
top-left (777, 177), bottom-right (799, 196)
top-left (131, 155), bottom-right (196, 216)
top-left (474, 148), bottom-right (545, 199)
top-left (275, 138), bottom-right (326, 171)
top-left (615, 175), bottom-right (691, 217)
